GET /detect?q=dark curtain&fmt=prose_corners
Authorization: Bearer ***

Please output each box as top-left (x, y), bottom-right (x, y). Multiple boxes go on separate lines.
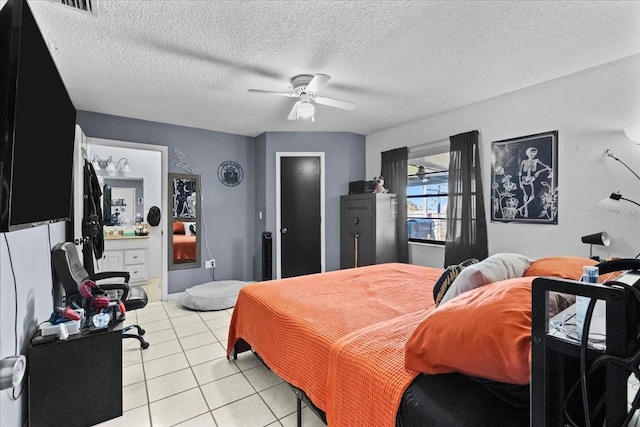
top-left (381, 147), bottom-right (409, 263)
top-left (444, 130), bottom-right (488, 266)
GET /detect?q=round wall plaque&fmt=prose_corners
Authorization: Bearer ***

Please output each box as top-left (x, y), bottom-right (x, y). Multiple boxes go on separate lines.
top-left (217, 160), bottom-right (244, 187)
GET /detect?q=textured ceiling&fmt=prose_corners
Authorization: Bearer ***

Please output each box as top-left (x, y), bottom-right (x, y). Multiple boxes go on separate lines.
top-left (23, 0), bottom-right (640, 137)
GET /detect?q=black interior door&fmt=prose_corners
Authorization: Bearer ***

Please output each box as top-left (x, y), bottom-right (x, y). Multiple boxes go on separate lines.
top-left (280, 156), bottom-right (321, 278)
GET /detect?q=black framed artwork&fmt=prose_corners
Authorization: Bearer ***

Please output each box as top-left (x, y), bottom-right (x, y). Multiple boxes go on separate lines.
top-left (491, 131), bottom-right (558, 224)
top-left (172, 177), bottom-right (198, 219)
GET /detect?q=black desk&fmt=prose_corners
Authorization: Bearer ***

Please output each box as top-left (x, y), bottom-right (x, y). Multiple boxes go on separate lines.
top-left (28, 323), bottom-right (123, 427)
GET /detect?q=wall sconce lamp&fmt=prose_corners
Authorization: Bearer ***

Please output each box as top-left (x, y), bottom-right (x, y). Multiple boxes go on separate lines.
top-left (91, 155), bottom-right (112, 171)
top-left (114, 158), bottom-right (131, 174)
top-left (91, 156), bottom-right (131, 176)
top-left (581, 231), bottom-right (610, 261)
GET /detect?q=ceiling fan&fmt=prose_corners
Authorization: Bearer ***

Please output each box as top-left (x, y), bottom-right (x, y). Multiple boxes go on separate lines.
top-left (248, 74), bottom-right (356, 121)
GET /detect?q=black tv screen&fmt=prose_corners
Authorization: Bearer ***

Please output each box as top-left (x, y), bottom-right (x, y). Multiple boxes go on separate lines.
top-left (0, 0), bottom-right (76, 232)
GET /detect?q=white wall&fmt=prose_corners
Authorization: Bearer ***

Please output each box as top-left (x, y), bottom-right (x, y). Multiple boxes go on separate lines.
top-left (0, 223), bottom-right (66, 426)
top-left (367, 55), bottom-right (640, 266)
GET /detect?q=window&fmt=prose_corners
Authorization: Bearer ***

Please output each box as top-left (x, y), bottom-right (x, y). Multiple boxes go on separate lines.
top-left (407, 151), bottom-right (449, 244)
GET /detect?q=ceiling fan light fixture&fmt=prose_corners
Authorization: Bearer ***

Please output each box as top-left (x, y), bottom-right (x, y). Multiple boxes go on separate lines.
top-left (297, 101), bottom-right (315, 119)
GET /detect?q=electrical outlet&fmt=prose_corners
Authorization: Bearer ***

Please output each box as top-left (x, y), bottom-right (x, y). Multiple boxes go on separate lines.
top-left (205, 259), bottom-right (215, 269)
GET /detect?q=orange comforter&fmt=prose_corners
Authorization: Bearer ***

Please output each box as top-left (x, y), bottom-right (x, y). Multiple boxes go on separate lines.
top-left (226, 263), bottom-right (443, 418)
top-left (173, 234), bottom-right (196, 262)
top-left (326, 309), bottom-right (434, 426)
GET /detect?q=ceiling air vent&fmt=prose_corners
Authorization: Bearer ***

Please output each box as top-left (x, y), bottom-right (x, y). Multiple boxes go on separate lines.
top-left (49, 0), bottom-right (99, 16)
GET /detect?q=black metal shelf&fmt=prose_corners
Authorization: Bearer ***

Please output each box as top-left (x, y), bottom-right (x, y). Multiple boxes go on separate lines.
top-left (531, 273), bottom-right (640, 426)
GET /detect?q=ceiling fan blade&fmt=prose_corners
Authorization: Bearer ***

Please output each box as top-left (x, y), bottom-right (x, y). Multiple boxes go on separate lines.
top-left (305, 74), bottom-right (331, 94)
top-left (314, 96), bottom-right (357, 111)
top-left (287, 101), bottom-right (300, 120)
top-left (248, 89), bottom-right (296, 97)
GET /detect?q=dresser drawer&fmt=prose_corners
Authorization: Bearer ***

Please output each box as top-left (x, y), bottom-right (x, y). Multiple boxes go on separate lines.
top-left (125, 249), bottom-right (146, 265)
top-left (125, 264), bottom-right (148, 282)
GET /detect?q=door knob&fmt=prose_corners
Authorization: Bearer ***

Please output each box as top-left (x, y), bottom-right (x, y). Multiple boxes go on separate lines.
top-left (281, 227), bottom-right (288, 234)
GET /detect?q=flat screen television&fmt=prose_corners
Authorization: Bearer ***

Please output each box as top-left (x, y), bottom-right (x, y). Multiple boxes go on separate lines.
top-left (0, 0), bottom-right (76, 232)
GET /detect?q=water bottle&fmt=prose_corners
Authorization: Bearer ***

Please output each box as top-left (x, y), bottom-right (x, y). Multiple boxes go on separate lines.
top-left (575, 266), bottom-right (606, 340)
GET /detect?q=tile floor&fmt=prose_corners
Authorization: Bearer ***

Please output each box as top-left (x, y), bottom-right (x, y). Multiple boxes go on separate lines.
top-left (97, 299), bottom-right (326, 427)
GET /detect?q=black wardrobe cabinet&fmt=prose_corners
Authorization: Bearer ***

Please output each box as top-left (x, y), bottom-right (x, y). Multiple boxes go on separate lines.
top-left (340, 193), bottom-right (398, 269)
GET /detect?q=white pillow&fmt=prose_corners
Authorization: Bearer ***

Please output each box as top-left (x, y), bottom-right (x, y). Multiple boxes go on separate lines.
top-left (439, 253), bottom-right (533, 305)
top-left (183, 222), bottom-right (196, 236)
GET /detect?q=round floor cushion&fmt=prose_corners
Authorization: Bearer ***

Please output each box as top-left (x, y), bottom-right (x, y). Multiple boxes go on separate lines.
top-left (180, 280), bottom-right (251, 311)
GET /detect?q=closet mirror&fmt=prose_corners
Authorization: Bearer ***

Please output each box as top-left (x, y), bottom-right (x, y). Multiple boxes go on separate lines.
top-left (103, 178), bottom-right (144, 226)
top-left (168, 173), bottom-right (201, 270)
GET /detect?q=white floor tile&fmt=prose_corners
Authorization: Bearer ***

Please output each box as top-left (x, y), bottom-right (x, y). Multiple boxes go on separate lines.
top-left (174, 321), bottom-right (209, 338)
top-left (122, 363), bottom-right (145, 387)
top-left (204, 316), bottom-right (232, 330)
top-left (95, 405), bottom-right (151, 427)
top-left (146, 368), bottom-right (198, 402)
top-left (143, 327), bottom-right (177, 344)
top-left (184, 342), bottom-right (227, 366)
top-left (179, 331), bottom-right (217, 351)
top-left (141, 318), bottom-right (173, 333)
top-left (174, 412), bottom-right (217, 427)
top-left (122, 347), bottom-right (142, 368)
top-left (211, 393), bottom-right (277, 427)
top-left (243, 364), bottom-right (284, 392)
top-left (191, 356), bottom-right (241, 385)
top-left (280, 407), bottom-right (326, 427)
top-left (211, 325), bottom-right (230, 341)
top-left (141, 339), bottom-right (183, 362)
top-left (198, 310), bottom-right (231, 321)
top-left (138, 303), bottom-right (165, 314)
top-left (136, 310), bottom-right (169, 323)
top-left (259, 382), bottom-right (298, 419)
top-left (200, 372), bottom-right (255, 410)
top-left (149, 388), bottom-right (209, 427)
top-left (143, 352), bottom-right (189, 379)
top-left (232, 351), bottom-right (263, 371)
top-left (164, 304), bottom-right (194, 318)
top-left (170, 313), bottom-right (203, 327)
top-left (122, 381), bottom-right (148, 412)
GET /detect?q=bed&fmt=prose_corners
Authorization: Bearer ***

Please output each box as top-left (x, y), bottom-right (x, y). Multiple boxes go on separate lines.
top-left (172, 220), bottom-right (196, 263)
top-left (227, 256), bottom-right (593, 426)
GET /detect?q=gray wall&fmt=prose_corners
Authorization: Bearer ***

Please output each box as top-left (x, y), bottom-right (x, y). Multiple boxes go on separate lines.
top-left (77, 111), bottom-right (256, 293)
top-left (260, 132), bottom-right (366, 275)
top-left (77, 113), bottom-right (367, 290)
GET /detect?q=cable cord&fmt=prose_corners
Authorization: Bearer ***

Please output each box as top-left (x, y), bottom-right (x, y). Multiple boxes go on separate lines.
top-left (606, 149), bottom-right (640, 182)
top-left (564, 278), bottom-right (640, 426)
top-left (200, 195), bottom-right (215, 281)
top-left (3, 233), bottom-right (24, 400)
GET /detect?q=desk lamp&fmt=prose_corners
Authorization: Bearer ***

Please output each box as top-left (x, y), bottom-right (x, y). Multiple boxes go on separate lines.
top-left (581, 232), bottom-right (610, 261)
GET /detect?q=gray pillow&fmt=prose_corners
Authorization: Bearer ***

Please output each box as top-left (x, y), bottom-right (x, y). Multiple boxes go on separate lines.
top-left (439, 253), bottom-right (533, 305)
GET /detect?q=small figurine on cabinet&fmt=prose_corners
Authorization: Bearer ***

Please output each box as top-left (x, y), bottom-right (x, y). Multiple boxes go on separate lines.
top-left (373, 176), bottom-right (388, 193)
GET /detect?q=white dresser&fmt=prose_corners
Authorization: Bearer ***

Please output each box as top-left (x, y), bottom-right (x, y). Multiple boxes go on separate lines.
top-left (98, 235), bottom-right (150, 286)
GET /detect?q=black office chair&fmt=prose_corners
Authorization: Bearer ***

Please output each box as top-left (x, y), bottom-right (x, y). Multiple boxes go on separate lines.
top-left (52, 241), bottom-right (150, 349)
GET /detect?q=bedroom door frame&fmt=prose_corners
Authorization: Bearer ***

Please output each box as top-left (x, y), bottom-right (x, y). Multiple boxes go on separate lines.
top-left (74, 134), bottom-right (169, 300)
top-left (275, 152), bottom-right (326, 279)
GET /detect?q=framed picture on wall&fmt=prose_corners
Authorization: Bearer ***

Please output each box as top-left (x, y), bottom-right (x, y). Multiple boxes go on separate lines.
top-left (491, 130), bottom-right (558, 224)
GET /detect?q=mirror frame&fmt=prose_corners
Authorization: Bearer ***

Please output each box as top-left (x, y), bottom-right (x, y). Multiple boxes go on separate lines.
top-left (168, 173), bottom-right (201, 270)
